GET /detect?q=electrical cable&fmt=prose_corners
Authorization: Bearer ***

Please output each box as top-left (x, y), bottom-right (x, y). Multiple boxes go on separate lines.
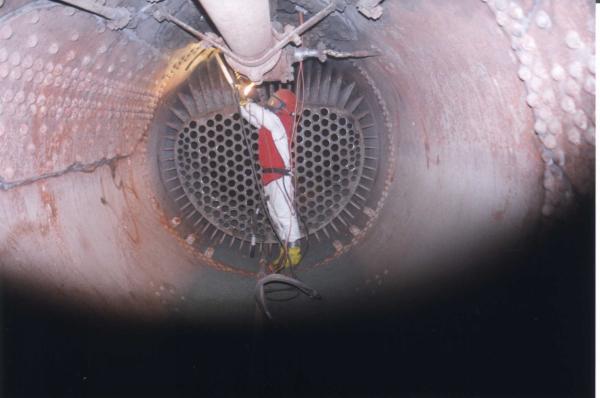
top-left (214, 52), bottom-right (321, 320)
top-left (255, 273), bottom-right (321, 320)
top-left (224, 64), bottom-right (298, 273)
top-left (234, 93), bottom-right (287, 260)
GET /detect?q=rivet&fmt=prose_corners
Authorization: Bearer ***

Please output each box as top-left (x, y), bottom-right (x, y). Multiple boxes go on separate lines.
top-left (521, 35), bottom-right (536, 51)
top-left (8, 68), bottom-right (20, 80)
top-left (496, 12), bottom-right (509, 27)
top-left (567, 128), bottom-right (581, 145)
top-left (0, 48), bottom-right (6, 63)
top-left (66, 50), bottom-right (76, 62)
top-left (543, 173), bottom-right (555, 190)
top-left (48, 43), bottom-right (59, 55)
top-left (8, 52), bottom-right (20, 66)
top-left (69, 31), bottom-right (80, 41)
top-left (529, 76), bottom-right (543, 92)
top-left (44, 61), bottom-right (54, 73)
top-left (574, 110), bottom-right (588, 130)
top-left (541, 203), bottom-right (554, 217)
top-left (535, 11), bottom-right (551, 29)
top-left (548, 119), bottom-right (562, 135)
top-left (2, 88), bottom-right (13, 102)
top-left (537, 106), bottom-right (552, 121)
top-left (53, 64), bottom-right (63, 76)
top-left (565, 31), bottom-right (583, 49)
top-left (0, 25), bottom-right (12, 40)
top-left (29, 11), bottom-right (40, 24)
top-left (533, 62), bottom-right (548, 79)
top-left (541, 148), bottom-right (554, 165)
top-left (4, 167), bottom-right (14, 179)
top-left (510, 22), bottom-right (523, 37)
top-left (517, 51), bottom-right (530, 66)
top-left (587, 56), bottom-right (595, 75)
top-left (542, 134), bottom-right (557, 149)
top-left (526, 92), bottom-right (540, 108)
top-left (22, 55), bottom-right (33, 69)
top-left (23, 69), bottom-right (33, 82)
top-left (26, 35), bottom-right (38, 48)
top-left (32, 58), bottom-right (43, 71)
top-left (568, 61), bottom-right (584, 80)
top-left (518, 66), bottom-right (532, 81)
top-left (333, 240), bottom-right (344, 252)
top-left (495, 0), bottom-right (508, 11)
top-left (584, 76), bottom-right (595, 95)
top-left (541, 89), bottom-right (555, 105)
top-left (170, 217), bottom-right (181, 227)
top-left (534, 119), bottom-right (547, 134)
top-left (565, 78), bottom-right (581, 97)
top-left (63, 6), bottom-right (75, 16)
top-left (551, 64), bottom-right (565, 81)
top-left (43, 74), bottom-right (53, 86)
top-left (185, 234), bottom-right (196, 245)
top-left (560, 96), bottom-right (576, 114)
top-left (584, 126), bottom-right (595, 145)
top-left (509, 3), bottom-right (524, 19)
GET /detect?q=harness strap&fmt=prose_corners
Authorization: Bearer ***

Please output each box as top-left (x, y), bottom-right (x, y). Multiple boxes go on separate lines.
top-left (262, 167), bottom-right (291, 176)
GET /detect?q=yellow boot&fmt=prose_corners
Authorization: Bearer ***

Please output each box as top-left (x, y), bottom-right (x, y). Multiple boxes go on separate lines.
top-left (271, 245), bottom-right (302, 271)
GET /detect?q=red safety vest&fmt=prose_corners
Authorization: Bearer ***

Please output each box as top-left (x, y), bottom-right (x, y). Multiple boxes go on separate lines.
top-left (258, 111), bottom-right (294, 186)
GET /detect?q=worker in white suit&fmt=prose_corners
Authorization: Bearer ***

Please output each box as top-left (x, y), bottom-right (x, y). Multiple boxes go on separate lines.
top-left (240, 89), bottom-right (302, 268)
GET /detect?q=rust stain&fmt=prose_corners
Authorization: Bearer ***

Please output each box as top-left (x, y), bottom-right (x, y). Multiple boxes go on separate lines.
top-left (78, 229), bottom-right (91, 253)
top-left (100, 170), bottom-right (141, 245)
top-left (119, 170), bottom-right (141, 245)
top-left (9, 221), bottom-right (36, 238)
top-left (492, 210), bottom-right (505, 222)
top-left (38, 185), bottom-right (58, 223)
top-left (419, 114), bottom-right (432, 170)
top-left (492, 196), bottom-right (511, 223)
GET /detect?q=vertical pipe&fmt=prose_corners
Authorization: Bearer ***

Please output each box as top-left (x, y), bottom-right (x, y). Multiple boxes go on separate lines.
top-left (199, 0), bottom-right (274, 59)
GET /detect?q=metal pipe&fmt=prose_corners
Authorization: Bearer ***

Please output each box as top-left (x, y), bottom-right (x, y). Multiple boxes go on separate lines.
top-left (198, 0), bottom-right (274, 59)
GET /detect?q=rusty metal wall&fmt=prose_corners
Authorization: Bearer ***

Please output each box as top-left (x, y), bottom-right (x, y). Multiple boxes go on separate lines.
top-left (0, 0), bottom-right (594, 322)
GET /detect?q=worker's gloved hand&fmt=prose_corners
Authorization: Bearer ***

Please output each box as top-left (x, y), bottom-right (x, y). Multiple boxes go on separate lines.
top-left (239, 91), bottom-right (251, 106)
top-left (271, 245), bottom-right (302, 271)
top-left (237, 82), bottom-right (257, 106)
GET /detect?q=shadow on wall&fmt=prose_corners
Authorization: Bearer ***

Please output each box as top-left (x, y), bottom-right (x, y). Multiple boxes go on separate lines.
top-left (1, 199), bottom-right (593, 398)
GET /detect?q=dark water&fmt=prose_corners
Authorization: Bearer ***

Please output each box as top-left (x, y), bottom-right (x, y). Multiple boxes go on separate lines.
top-left (1, 202), bottom-right (594, 397)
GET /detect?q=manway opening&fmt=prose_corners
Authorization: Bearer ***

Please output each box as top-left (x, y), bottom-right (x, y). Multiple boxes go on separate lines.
top-left (157, 56), bottom-right (393, 272)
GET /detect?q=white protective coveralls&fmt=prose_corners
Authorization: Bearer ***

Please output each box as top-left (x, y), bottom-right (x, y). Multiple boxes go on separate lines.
top-left (240, 102), bottom-right (302, 244)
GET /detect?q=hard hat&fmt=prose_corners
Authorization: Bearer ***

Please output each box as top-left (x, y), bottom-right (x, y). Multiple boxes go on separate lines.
top-left (269, 89), bottom-right (297, 115)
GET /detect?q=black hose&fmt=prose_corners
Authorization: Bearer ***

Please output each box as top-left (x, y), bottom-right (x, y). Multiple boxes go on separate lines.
top-left (255, 273), bottom-right (321, 320)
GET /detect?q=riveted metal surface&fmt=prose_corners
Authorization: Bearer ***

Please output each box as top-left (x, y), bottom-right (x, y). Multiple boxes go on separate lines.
top-left (0, 3), bottom-right (165, 185)
top-left (480, 0), bottom-right (595, 218)
top-left (0, 0), bottom-right (593, 322)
